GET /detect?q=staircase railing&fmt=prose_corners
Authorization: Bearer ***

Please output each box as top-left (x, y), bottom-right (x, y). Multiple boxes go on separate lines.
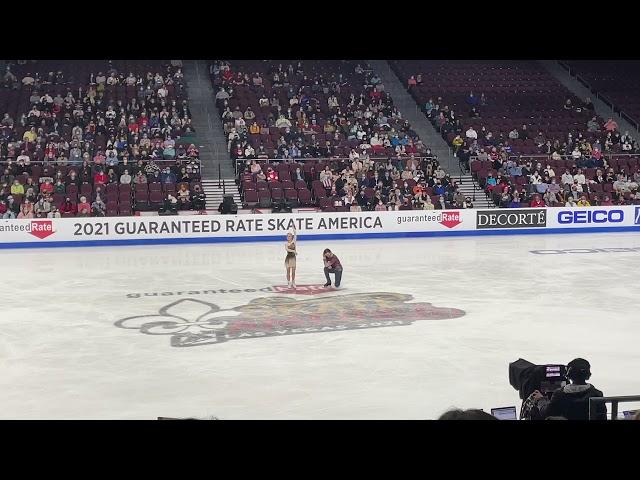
top-left (217, 163), bottom-right (225, 196)
top-left (234, 155), bottom-right (440, 173)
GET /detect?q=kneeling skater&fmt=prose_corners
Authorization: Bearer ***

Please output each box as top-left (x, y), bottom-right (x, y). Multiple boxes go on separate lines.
top-left (323, 248), bottom-right (342, 288)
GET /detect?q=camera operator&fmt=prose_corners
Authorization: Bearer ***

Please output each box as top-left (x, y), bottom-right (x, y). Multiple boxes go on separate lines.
top-left (530, 358), bottom-right (607, 420)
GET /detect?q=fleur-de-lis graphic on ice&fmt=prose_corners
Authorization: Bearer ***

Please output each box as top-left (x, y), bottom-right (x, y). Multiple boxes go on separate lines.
top-left (115, 293), bottom-right (466, 348)
top-left (115, 298), bottom-right (240, 345)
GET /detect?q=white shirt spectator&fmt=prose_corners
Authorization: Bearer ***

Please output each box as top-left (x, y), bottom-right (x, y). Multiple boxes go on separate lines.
top-left (561, 172), bottom-right (574, 185)
top-left (574, 172), bottom-right (586, 185)
top-left (465, 127), bottom-right (478, 140)
top-left (234, 117), bottom-right (246, 130)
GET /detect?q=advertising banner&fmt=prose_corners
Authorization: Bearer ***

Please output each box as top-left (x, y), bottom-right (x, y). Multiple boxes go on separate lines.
top-left (0, 209), bottom-right (472, 247)
top-left (1, 206), bottom-right (639, 248)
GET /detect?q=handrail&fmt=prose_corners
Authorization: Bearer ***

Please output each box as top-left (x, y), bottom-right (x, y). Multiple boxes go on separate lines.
top-left (0, 159), bottom-right (201, 167)
top-left (589, 395), bottom-right (640, 420)
top-left (562, 62), bottom-right (637, 130)
top-left (234, 154), bottom-right (439, 167)
top-left (620, 110), bottom-right (640, 131)
top-left (557, 60), bottom-right (572, 75)
top-left (471, 152), bottom-right (640, 165)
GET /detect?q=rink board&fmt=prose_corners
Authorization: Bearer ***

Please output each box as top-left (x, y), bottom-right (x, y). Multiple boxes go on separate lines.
top-left (1, 206), bottom-right (640, 249)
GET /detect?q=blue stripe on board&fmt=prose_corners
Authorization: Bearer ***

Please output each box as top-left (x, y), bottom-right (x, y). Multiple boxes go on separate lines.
top-left (2, 225), bottom-right (640, 249)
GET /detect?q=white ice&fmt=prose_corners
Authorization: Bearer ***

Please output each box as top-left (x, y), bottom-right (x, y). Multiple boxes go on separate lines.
top-left (1, 232), bottom-right (640, 419)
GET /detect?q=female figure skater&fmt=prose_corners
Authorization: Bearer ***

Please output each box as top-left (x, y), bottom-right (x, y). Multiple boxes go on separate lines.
top-left (285, 228), bottom-right (297, 288)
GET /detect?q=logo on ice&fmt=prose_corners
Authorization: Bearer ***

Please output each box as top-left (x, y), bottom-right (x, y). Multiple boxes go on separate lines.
top-left (439, 211), bottom-right (462, 228)
top-left (115, 294), bottom-right (466, 347)
top-left (28, 220), bottom-right (55, 239)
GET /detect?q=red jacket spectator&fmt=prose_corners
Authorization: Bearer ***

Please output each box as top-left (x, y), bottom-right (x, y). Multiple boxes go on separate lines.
top-left (530, 197), bottom-right (545, 207)
top-left (77, 198), bottom-right (91, 214)
top-left (45, 144), bottom-right (57, 157)
top-left (59, 199), bottom-right (76, 215)
top-left (94, 171), bottom-right (108, 185)
top-left (40, 180), bottom-right (54, 195)
top-left (266, 168), bottom-right (278, 182)
top-left (137, 113), bottom-right (149, 128)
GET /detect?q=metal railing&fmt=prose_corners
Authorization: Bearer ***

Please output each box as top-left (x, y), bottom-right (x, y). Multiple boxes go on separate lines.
top-left (589, 395), bottom-right (640, 420)
top-left (557, 60), bottom-right (639, 132)
top-left (217, 163), bottom-right (225, 195)
top-left (0, 158), bottom-right (201, 171)
top-left (233, 155), bottom-right (440, 176)
top-left (470, 152), bottom-right (640, 166)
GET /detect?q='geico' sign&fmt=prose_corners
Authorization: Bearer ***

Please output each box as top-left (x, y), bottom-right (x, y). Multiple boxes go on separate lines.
top-left (557, 209), bottom-right (624, 224)
top-left (476, 209), bottom-right (547, 229)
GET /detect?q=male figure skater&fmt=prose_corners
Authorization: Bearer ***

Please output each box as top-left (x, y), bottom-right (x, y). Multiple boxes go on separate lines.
top-left (323, 248), bottom-right (343, 287)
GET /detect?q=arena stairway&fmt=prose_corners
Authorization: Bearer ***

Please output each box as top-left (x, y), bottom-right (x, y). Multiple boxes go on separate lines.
top-left (202, 178), bottom-right (242, 210)
top-left (368, 59), bottom-right (459, 175)
top-left (183, 59), bottom-right (239, 211)
top-left (456, 174), bottom-right (494, 208)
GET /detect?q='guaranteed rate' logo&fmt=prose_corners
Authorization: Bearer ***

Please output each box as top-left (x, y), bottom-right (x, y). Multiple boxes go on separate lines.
top-left (29, 220), bottom-right (55, 239)
top-left (114, 294), bottom-right (465, 347)
top-left (440, 211), bottom-right (462, 228)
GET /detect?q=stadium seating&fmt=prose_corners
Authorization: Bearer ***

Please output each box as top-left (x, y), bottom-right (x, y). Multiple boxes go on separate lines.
top-left (209, 60), bottom-right (460, 211)
top-left (563, 60), bottom-right (640, 128)
top-left (0, 60), bottom-right (203, 218)
top-left (391, 60), bottom-right (640, 208)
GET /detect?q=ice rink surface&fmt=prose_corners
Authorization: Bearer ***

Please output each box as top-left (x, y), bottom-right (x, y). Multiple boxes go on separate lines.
top-left (1, 232), bottom-right (640, 419)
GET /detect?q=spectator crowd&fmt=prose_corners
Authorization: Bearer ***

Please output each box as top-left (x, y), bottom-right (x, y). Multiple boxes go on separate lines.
top-left (210, 60), bottom-right (470, 211)
top-left (392, 60), bottom-right (640, 208)
top-left (0, 60), bottom-right (204, 217)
